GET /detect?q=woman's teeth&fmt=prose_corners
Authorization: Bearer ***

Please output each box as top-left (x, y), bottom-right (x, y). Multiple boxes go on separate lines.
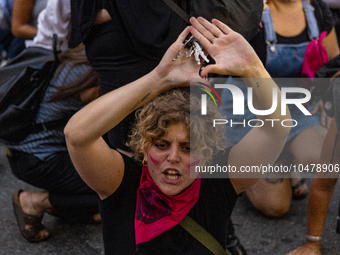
top-left (165, 170), bottom-right (180, 179)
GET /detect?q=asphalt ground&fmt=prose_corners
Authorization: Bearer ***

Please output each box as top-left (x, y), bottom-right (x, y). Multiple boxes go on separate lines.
top-left (0, 145), bottom-right (340, 255)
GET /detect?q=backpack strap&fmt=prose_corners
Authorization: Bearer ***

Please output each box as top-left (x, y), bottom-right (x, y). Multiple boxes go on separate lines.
top-left (52, 33), bottom-right (60, 62)
top-left (51, 33), bottom-right (61, 73)
top-left (180, 215), bottom-right (232, 255)
top-left (161, 0), bottom-right (190, 23)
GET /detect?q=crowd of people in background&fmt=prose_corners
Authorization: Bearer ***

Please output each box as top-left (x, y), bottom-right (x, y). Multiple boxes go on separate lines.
top-left (0, 0), bottom-right (340, 254)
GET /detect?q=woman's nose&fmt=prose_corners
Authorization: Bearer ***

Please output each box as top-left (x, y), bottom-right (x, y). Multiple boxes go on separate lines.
top-left (167, 146), bottom-right (180, 163)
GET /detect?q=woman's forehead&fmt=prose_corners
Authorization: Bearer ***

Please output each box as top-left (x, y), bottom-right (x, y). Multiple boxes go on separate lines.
top-left (158, 123), bottom-right (189, 141)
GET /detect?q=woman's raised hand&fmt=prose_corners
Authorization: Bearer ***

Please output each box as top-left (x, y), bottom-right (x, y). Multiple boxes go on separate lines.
top-left (189, 17), bottom-right (267, 78)
top-left (154, 27), bottom-right (203, 90)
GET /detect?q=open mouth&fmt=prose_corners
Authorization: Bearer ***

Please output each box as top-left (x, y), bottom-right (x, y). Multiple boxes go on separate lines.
top-left (163, 169), bottom-right (181, 180)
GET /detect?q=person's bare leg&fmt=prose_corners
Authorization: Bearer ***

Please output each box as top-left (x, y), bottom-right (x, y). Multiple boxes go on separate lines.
top-left (286, 125), bottom-right (327, 197)
top-left (245, 174), bottom-right (292, 217)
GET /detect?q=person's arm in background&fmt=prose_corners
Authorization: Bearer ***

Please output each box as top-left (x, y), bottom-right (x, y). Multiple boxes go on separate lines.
top-left (287, 118), bottom-right (340, 255)
top-left (323, 27), bottom-right (340, 60)
top-left (11, 0), bottom-right (37, 39)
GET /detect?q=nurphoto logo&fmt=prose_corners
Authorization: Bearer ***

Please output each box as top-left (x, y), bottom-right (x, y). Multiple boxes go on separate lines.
top-left (199, 81), bottom-right (312, 128)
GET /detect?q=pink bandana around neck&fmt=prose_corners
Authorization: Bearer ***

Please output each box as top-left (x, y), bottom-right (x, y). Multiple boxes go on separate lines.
top-left (134, 166), bottom-right (201, 244)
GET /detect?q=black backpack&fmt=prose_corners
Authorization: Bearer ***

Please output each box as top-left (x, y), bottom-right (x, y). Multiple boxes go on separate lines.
top-left (0, 34), bottom-right (67, 143)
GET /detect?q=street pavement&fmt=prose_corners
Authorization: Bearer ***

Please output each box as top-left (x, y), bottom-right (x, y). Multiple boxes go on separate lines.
top-left (0, 145), bottom-right (340, 255)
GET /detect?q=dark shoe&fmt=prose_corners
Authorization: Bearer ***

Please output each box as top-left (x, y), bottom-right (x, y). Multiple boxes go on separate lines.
top-left (292, 178), bottom-right (309, 200)
top-left (12, 190), bottom-right (50, 242)
top-left (226, 234), bottom-right (247, 255)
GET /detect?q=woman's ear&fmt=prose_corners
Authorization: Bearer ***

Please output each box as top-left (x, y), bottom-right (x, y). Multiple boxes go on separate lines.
top-left (142, 145), bottom-right (151, 166)
top-left (142, 156), bottom-right (148, 166)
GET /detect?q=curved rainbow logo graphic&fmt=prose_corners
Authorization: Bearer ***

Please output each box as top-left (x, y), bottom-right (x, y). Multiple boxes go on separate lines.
top-left (196, 82), bottom-right (222, 106)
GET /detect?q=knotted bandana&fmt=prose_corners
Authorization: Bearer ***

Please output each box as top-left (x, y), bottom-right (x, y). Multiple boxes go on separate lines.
top-left (134, 166), bottom-right (201, 244)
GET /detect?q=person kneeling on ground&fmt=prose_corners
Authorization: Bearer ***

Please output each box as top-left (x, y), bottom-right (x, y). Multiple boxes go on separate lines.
top-left (4, 44), bottom-right (101, 242)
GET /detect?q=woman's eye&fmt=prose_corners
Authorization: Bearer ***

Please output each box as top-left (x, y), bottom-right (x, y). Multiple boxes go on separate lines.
top-left (183, 147), bottom-right (191, 153)
top-left (155, 143), bottom-right (166, 149)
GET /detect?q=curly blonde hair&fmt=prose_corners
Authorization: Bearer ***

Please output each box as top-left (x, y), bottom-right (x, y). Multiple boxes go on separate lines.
top-left (127, 89), bottom-right (227, 164)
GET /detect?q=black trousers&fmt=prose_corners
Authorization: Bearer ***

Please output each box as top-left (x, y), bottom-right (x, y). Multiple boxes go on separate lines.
top-left (7, 150), bottom-right (99, 219)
